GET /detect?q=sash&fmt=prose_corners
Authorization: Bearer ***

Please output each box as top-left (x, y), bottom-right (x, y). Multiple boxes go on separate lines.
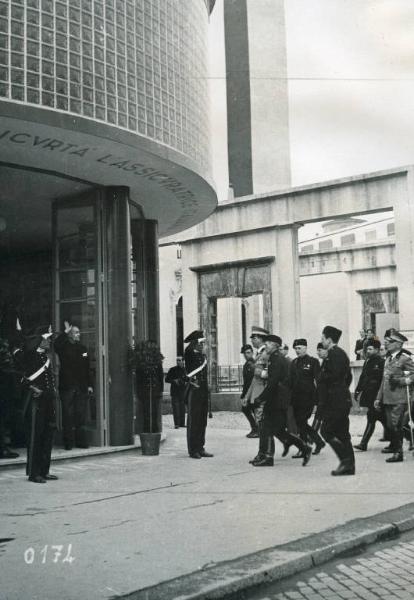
top-left (26, 358), bottom-right (50, 382)
top-left (187, 359), bottom-right (207, 379)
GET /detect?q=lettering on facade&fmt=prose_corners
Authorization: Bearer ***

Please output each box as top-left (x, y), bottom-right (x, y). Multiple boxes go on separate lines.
top-left (0, 128), bottom-right (197, 205)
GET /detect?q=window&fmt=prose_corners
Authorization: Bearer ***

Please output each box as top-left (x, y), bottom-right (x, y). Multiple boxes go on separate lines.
top-left (340, 234), bottom-right (355, 246)
top-left (387, 223), bottom-right (395, 236)
top-left (365, 230), bottom-right (377, 242)
top-left (300, 244), bottom-right (314, 253)
top-left (318, 239), bottom-right (333, 251)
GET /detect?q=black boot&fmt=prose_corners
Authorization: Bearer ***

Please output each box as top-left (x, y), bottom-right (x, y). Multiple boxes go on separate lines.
top-left (386, 452), bottom-right (403, 463)
top-left (307, 426), bottom-right (325, 455)
top-left (354, 422), bottom-right (375, 451)
top-left (331, 458), bottom-right (355, 476)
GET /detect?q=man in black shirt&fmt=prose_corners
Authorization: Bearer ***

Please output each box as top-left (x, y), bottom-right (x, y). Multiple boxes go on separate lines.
top-left (165, 357), bottom-right (187, 428)
top-left (240, 344), bottom-right (257, 438)
top-left (54, 321), bottom-right (92, 450)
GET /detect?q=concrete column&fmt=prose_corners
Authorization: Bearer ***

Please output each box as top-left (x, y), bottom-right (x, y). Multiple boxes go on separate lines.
top-left (272, 226), bottom-right (302, 345)
top-left (181, 243), bottom-right (200, 336)
top-left (394, 168), bottom-right (414, 333)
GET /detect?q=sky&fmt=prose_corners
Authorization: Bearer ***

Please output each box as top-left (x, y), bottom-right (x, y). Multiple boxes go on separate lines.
top-left (208, 0), bottom-right (414, 200)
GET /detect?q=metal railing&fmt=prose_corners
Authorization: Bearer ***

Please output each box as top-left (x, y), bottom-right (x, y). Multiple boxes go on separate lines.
top-left (215, 364), bottom-right (243, 392)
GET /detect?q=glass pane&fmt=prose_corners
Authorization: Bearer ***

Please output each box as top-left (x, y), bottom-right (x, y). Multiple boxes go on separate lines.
top-left (57, 205), bottom-right (95, 269)
top-left (60, 269), bottom-right (95, 300)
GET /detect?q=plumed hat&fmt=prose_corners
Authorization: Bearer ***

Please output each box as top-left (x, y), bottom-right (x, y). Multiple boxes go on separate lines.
top-left (184, 330), bottom-right (206, 344)
top-left (24, 325), bottom-right (53, 352)
top-left (322, 325), bottom-right (342, 344)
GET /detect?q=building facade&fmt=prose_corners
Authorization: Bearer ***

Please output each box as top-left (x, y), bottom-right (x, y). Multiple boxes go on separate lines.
top-left (0, 0), bottom-right (217, 445)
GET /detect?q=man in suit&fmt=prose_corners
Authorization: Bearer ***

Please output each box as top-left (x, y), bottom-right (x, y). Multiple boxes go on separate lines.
top-left (289, 339), bottom-right (325, 456)
top-left (165, 357), bottom-right (187, 428)
top-left (240, 344), bottom-right (257, 438)
top-left (319, 325), bottom-right (355, 476)
top-left (374, 330), bottom-right (414, 462)
top-left (245, 326), bottom-right (269, 464)
top-left (184, 330), bottom-right (213, 459)
top-left (23, 326), bottom-right (58, 483)
top-left (353, 339), bottom-right (385, 451)
top-left (252, 334), bottom-right (312, 467)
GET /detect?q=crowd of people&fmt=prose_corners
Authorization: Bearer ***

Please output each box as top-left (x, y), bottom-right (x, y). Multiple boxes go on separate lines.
top-left (176, 324), bottom-right (414, 475)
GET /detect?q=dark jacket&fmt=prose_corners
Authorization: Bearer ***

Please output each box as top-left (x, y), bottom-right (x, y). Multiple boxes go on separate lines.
top-left (54, 333), bottom-right (91, 391)
top-left (184, 347), bottom-right (208, 395)
top-left (355, 354), bottom-right (384, 408)
top-left (256, 349), bottom-right (288, 412)
top-left (241, 358), bottom-right (255, 399)
top-left (289, 354), bottom-right (320, 405)
top-left (317, 345), bottom-right (352, 412)
top-left (23, 350), bottom-right (56, 394)
top-left (165, 366), bottom-right (187, 397)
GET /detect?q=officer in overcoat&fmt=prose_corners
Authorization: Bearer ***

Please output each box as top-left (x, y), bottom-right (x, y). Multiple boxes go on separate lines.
top-left (318, 325), bottom-right (355, 476)
top-left (252, 334), bottom-right (312, 467)
top-left (240, 344), bottom-right (257, 437)
top-left (23, 326), bottom-right (58, 483)
top-left (353, 339), bottom-right (385, 451)
top-left (245, 326), bottom-right (269, 463)
top-left (374, 330), bottom-right (414, 462)
top-left (289, 338), bottom-right (325, 455)
top-left (184, 330), bottom-right (213, 459)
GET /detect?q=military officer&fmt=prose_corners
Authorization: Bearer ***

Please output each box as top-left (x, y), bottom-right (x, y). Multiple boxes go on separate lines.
top-left (240, 344), bottom-right (257, 437)
top-left (318, 325), bottom-right (355, 476)
top-left (245, 326), bottom-right (270, 464)
top-left (353, 339), bottom-right (385, 451)
top-left (374, 330), bottom-right (414, 462)
top-left (184, 330), bottom-right (213, 459)
top-left (289, 339), bottom-right (325, 456)
top-left (23, 326), bottom-right (58, 483)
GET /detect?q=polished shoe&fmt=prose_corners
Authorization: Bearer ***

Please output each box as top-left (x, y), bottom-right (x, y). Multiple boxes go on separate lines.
top-left (252, 457), bottom-right (274, 467)
top-left (28, 476), bottom-right (46, 483)
top-left (353, 443), bottom-right (367, 451)
top-left (246, 430), bottom-right (259, 438)
top-left (302, 445), bottom-right (312, 466)
top-left (331, 462), bottom-right (355, 476)
top-left (199, 450), bottom-right (214, 457)
top-left (44, 474), bottom-right (59, 480)
top-left (292, 449), bottom-right (304, 459)
top-left (282, 443), bottom-right (290, 458)
top-left (386, 453), bottom-right (403, 463)
top-left (312, 441), bottom-right (325, 455)
top-left (190, 452), bottom-right (202, 459)
top-left (249, 454), bottom-right (264, 464)
top-left (0, 449), bottom-right (19, 459)
top-left (381, 446), bottom-right (394, 454)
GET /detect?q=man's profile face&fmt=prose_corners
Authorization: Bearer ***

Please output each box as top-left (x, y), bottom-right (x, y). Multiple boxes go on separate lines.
top-left (317, 347), bottom-right (328, 360)
top-left (265, 340), bottom-right (278, 353)
top-left (176, 357), bottom-right (184, 366)
top-left (195, 341), bottom-right (205, 353)
top-left (360, 329), bottom-right (366, 338)
top-left (366, 329), bottom-right (374, 339)
top-left (294, 345), bottom-right (307, 357)
top-left (243, 349), bottom-right (253, 361)
top-left (366, 345), bottom-right (378, 357)
top-left (321, 334), bottom-right (330, 349)
top-left (251, 335), bottom-right (262, 349)
top-left (69, 326), bottom-right (81, 342)
top-left (387, 339), bottom-right (401, 354)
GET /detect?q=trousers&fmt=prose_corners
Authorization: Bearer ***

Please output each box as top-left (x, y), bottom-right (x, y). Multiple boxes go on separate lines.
top-left (60, 387), bottom-right (89, 448)
top-left (25, 390), bottom-right (55, 478)
top-left (186, 387), bottom-right (208, 456)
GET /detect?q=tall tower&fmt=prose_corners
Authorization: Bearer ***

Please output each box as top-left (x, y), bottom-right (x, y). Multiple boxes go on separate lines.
top-left (224, 0), bottom-right (291, 197)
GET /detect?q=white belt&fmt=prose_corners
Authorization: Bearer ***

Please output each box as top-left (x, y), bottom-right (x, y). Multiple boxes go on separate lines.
top-left (187, 359), bottom-right (207, 378)
top-left (26, 359), bottom-right (50, 382)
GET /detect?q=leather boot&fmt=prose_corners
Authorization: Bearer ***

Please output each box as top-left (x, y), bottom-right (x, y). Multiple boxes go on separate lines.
top-left (252, 456), bottom-right (274, 467)
top-left (331, 458), bottom-right (355, 476)
top-left (386, 452), bottom-right (403, 463)
top-left (354, 422), bottom-right (375, 451)
top-left (328, 436), bottom-right (347, 461)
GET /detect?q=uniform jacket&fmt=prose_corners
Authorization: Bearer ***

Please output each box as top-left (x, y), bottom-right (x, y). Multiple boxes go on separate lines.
top-left (317, 345), bottom-right (352, 411)
top-left (54, 333), bottom-right (91, 391)
top-left (289, 354), bottom-right (320, 406)
top-left (355, 354), bottom-right (384, 408)
top-left (244, 346), bottom-right (268, 404)
top-left (256, 349), bottom-right (288, 413)
top-left (165, 366), bottom-right (187, 397)
top-left (23, 350), bottom-right (56, 395)
top-left (184, 347), bottom-right (208, 395)
top-left (376, 350), bottom-right (414, 406)
top-left (241, 358), bottom-right (255, 399)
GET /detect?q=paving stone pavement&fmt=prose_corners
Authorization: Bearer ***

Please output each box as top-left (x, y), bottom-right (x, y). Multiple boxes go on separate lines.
top-left (245, 531), bottom-right (414, 600)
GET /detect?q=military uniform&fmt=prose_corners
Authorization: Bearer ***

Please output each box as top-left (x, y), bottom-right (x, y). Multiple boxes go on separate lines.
top-left (375, 349), bottom-right (414, 459)
top-left (184, 331), bottom-right (211, 458)
top-left (289, 353), bottom-right (325, 452)
top-left (245, 344), bottom-right (269, 459)
top-left (23, 347), bottom-right (57, 482)
top-left (318, 326), bottom-right (355, 475)
top-left (241, 355), bottom-right (257, 434)
top-left (165, 364), bottom-right (187, 428)
top-left (354, 352), bottom-right (385, 450)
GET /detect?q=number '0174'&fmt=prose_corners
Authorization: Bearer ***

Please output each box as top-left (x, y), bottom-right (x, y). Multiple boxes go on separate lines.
top-left (24, 544), bottom-right (75, 564)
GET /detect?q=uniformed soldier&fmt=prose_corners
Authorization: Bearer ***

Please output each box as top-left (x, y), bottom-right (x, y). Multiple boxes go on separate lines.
top-left (289, 339), bottom-right (325, 456)
top-left (240, 344), bottom-right (257, 438)
top-left (184, 330), bottom-right (213, 459)
top-left (165, 357), bottom-right (187, 428)
top-left (23, 326), bottom-right (58, 483)
top-left (245, 326), bottom-right (270, 464)
top-left (374, 330), bottom-right (414, 462)
top-left (353, 339), bottom-right (385, 451)
top-left (252, 334), bottom-right (312, 467)
top-left (312, 343), bottom-right (328, 438)
top-left (318, 325), bottom-right (355, 476)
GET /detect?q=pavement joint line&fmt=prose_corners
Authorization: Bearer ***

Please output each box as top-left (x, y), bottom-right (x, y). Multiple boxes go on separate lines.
top-left (112, 502), bottom-right (414, 600)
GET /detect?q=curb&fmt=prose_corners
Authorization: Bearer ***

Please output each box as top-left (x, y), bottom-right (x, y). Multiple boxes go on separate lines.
top-left (114, 502), bottom-right (414, 600)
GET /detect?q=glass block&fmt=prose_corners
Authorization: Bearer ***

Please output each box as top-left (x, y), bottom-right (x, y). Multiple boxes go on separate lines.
top-left (94, 46), bottom-right (104, 62)
top-left (147, 124), bottom-right (154, 137)
top-left (118, 99), bottom-right (126, 113)
top-left (117, 83), bottom-right (126, 97)
top-left (41, 0), bottom-right (53, 13)
top-left (83, 71), bottom-right (93, 87)
top-left (94, 76), bottom-right (104, 91)
top-left (70, 82), bottom-right (81, 98)
top-left (118, 71), bottom-right (126, 85)
top-left (11, 4), bottom-right (23, 19)
top-left (94, 91), bottom-right (105, 105)
top-left (128, 117), bottom-right (136, 130)
top-left (42, 14), bottom-right (53, 29)
top-left (138, 120), bottom-right (146, 134)
top-left (56, 2), bottom-right (67, 18)
top-left (106, 80), bottom-right (115, 94)
top-left (41, 28), bottom-right (53, 44)
top-left (42, 91), bottom-right (54, 106)
top-left (116, 40), bottom-right (125, 55)
top-left (118, 113), bottom-right (127, 127)
top-left (56, 17), bottom-right (67, 34)
top-left (11, 84), bottom-right (23, 100)
top-left (56, 48), bottom-right (67, 63)
top-left (82, 57), bottom-right (93, 72)
top-left (70, 52), bottom-right (81, 68)
top-left (70, 98), bottom-right (81, 113)
top-left (56, 63), bottom-right (67, 79)
top-left (27, 24), bottom-right (39, 40)
top-left (146, 109), bottom-right (153, 124)
top-left (94, 2), bottom-right (103, 18)
top-left (107, 109), bottom-right (116, 123)
top-left (116, 26), bottom-right (125, 42)
top-left (83, 87), bottom-right (93, 102)
top-left (107, 94), bottom-right (116, 109)
top-left (26, 87), bottom-right (39, 102)
top-left (83, 27), bottom-right (93, 42)
top-left (27, 56), bottom-right (39, 72)
top-left (117, 55), bottom-right (125, 69)
top-left (155, 114), bottom-right (161, 127)
top-left (0, 33), bottom-right (6, 50)
top-left (27, 0), bottom-right (39, 8)
top-left (70, 68), bottom-right (81, 83)
top-left (83, 102), bottom-right (94, 117)
top-left (42, 75), bottom-right (54, 91)
top-left (69, 7), bottom-right (81, 23)
top-left (163, 131), bottom-right (170, 144)
top-left (57, 95), bottom-right (68, 110)
top-left (0, 65), bottom-right (7, 80)
top-left (83, 12), bottom-right (92, 28)
top-left (69, 21), bottom-right (80, 37)
top-left (70, 37), bottom-right (80, 53)
top-left (95, 60), bottom-right (104, 76)
top-left (11, 52), bottom-right (23, 68)
top-left (42, 60), bottom-right (54, 75)
top-left (95, 106), bottom-right (105, 120)
top-left (10, 37), bottom-right (22, 52)
top-left (56, 79), bottom-right (67, 94)
top-left (128, 102), bottom-right (136, 116)
top-left (82, 42), bottom-right (92, 57)
top-left (137, 92), bottom-right (145, 105)
top-left (41, 44), bottom-right (54, 60)
top-left (106, 49), bottom-right (115, 64)
top-left (26, 40), bottom-right (39, 56)
top-left (11, 68), bottom-right (24, 84)
top-left (0, 3), bottom-right (8, 18)
top-left (138, 106), bottom-right (145, 120)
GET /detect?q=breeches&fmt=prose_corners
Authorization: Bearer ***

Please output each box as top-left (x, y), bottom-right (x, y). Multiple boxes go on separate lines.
top-left (385, 403), bottom-right (406, 452)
